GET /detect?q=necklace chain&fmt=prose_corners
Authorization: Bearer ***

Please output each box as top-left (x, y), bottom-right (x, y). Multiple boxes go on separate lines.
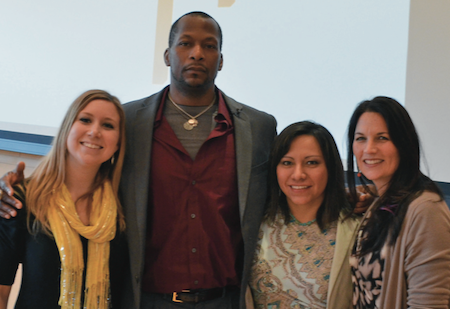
top-left (168, 93), bottom-right (216, 130)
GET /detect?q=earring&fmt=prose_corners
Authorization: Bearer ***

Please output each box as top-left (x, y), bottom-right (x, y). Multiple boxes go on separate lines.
top-left (357, 171), bottom-right (362, 177)
top-left (111, 155), bottom-right (115, 165)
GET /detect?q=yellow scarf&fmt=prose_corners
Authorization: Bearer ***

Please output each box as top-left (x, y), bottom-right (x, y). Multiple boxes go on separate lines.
top-left (48, 181), bottom-right (117, 309)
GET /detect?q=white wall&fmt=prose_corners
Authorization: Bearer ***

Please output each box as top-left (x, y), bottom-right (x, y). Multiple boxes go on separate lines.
top-left (405, 0), bottom-right (450, 183)
top-left (1, 3), bottom-right (449, 174)
top-left (0, 2), bottom-right (449, 172)
top-left (1, 0), bottom-right (410, 155)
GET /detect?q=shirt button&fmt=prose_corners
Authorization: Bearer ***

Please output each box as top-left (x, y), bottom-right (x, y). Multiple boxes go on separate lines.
top-left (192, 180), bottom-right (196, 185)
top-left (191, 214), bottom-right (196, 219)
top-left (192, 248), bottom-right (197, 253)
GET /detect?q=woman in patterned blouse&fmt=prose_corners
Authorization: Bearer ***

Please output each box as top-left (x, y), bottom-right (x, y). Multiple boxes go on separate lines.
top-left (249, 121), bottom-right (359, 309)
top-left (346, 96), bottom-right (450, 308)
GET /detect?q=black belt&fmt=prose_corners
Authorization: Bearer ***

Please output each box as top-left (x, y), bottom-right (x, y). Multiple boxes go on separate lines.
top-left (161, 286), bottom-right (238, 304)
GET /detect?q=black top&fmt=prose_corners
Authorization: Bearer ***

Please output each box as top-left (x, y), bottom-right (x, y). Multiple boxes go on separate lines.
top-left (0, 184), bottom-right (128, 309)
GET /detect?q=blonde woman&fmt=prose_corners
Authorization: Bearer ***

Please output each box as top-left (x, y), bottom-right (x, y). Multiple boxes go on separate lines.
top-left (0, 90), bottom-right (127, 309)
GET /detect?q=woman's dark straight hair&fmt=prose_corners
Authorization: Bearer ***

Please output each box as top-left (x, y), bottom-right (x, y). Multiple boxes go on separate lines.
top-left (265, 121), bottom-right (351, 230)
top-left (346, 96), bottom-right (442, 255)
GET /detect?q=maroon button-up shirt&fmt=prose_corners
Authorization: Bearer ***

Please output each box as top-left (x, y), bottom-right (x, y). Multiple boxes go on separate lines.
top-left (141, 89), bottom-right (242, 293)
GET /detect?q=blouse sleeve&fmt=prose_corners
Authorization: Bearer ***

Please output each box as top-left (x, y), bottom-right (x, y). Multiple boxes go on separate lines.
top-left (0, 184), bottom-right (27, 285)
top-left (404, 193), bottom-right (450, 308)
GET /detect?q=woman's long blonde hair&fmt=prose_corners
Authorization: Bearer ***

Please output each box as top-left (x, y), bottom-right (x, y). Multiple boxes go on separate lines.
top-left (26, 89), bottom-right (126, 235)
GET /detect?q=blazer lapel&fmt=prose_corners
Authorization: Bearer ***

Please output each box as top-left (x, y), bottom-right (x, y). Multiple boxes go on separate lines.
top-left (128, 94), bottom-right (161, 243)
top-left (225, 95), bottom-right (252, 221)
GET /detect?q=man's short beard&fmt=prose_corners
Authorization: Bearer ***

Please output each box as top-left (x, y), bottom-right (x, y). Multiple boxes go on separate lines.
top-left (173, 75), bottom-right (216, 97)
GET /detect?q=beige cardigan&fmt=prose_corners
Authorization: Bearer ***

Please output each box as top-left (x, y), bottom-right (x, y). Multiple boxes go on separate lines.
top-left (327, 215), bottom-right (360, 308)
top-left (368, 192), bottom-right (450, 308)
top-left (246, 213), bottom-right (360, 309)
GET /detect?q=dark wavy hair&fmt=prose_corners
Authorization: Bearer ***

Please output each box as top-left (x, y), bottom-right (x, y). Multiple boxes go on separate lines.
top-left (265, 121), bottom-right (351, 230)
top-left (168, 11), bottom-right (223, 51)
top-left (346, 96), bottom-right (442, 255)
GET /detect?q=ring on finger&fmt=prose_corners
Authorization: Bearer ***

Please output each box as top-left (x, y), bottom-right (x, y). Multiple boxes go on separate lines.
top-left (0, 188), bottom-right (3, 200)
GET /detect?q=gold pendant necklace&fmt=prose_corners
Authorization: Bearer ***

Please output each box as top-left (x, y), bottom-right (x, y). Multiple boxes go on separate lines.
top-left (168, 94), bottom-right (216, 130)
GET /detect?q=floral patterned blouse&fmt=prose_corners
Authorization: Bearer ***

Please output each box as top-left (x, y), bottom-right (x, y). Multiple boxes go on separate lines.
top-left (350, 209), bottom-right (386, 309)
top-left (249, 215), bottom-right (337, 309)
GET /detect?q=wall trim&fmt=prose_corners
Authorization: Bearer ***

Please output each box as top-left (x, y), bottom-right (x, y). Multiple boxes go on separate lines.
top-left (0, 130), bottom-right (52, 156)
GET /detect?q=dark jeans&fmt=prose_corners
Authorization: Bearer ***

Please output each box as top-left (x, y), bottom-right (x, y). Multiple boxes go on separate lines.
top-left (140, 289), bottom-right (240, 309)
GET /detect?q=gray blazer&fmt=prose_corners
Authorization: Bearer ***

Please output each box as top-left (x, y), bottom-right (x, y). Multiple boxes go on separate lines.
top-left (119, 88), bottom-right (277, 308)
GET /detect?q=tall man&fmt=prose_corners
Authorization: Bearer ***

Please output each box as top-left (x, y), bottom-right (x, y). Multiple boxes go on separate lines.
top-left (120, 12), bottom-right (276, 308)
top-left (0, 11), bottom-right (276, 309)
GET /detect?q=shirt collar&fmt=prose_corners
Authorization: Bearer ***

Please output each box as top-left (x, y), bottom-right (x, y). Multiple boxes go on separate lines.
top-left (215, 88), bottom-right (233, 130)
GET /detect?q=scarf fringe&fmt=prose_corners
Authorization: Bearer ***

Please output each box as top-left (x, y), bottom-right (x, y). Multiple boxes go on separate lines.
top-left (84, 277), bottom-right (111, 309)
top-left (58, 268), bottom-right (84, 308)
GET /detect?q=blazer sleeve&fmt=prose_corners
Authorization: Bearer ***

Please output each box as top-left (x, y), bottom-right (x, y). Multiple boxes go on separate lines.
top-left (0, 184), bottom-right (27, 285)
top-left (403, 193), bottom-right (450, 308)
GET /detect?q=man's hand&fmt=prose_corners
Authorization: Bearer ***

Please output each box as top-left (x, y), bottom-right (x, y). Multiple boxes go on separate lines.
top-left (353, 184), bottom-right (376, 214)
top-left (0, 162), bottom-right (25, 219)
